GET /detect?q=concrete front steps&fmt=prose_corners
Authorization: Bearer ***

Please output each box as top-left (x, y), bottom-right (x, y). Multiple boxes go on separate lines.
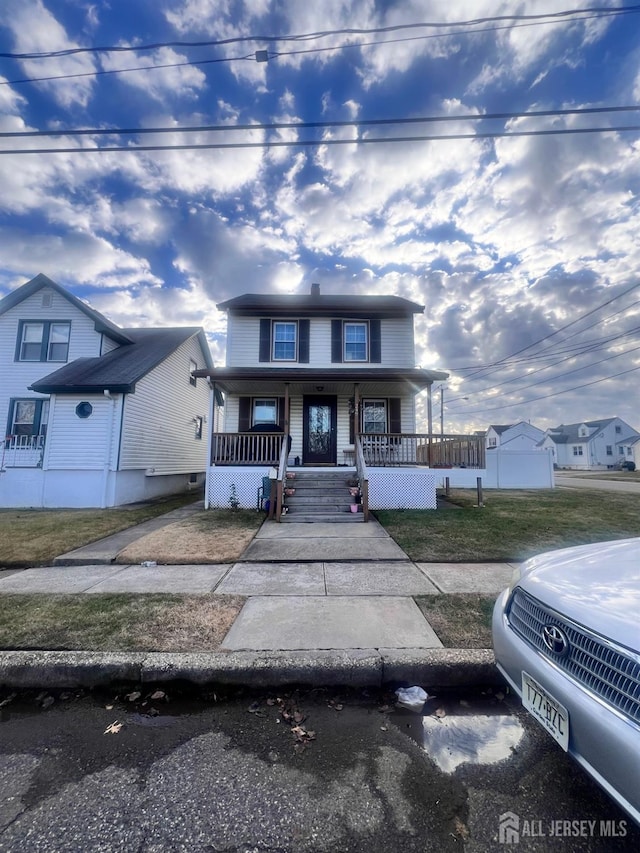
top-left (281, 469), bottom-right (364, 523)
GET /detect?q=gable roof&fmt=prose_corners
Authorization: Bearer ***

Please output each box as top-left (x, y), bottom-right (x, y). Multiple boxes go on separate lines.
top-left (217, 292), bottom-right (424, 317)
top-left (488, 424), bottom-right (514, 435)
top-left (30, 327), bottom-right (212, 394)
top-left (0, 273), bottom-right (133, 345)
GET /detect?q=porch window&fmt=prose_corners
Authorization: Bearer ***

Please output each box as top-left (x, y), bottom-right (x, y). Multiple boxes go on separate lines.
top-left (8, 398), bottom-right (49, 437)
top-left (344, 322), bottom-right (368, 361)
top-left (272, 322), bottom-right (297, 361)
top-left (362, 400), bottom-right (387, 433)
top-left (17, 321), bottom-right (70, 362)
top-left (619, 447), bottom-right (624, 455)
top-left (253, 398), bottom-right (278, 425)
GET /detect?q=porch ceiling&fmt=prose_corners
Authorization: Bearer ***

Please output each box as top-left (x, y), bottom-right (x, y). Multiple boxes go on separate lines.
top-left (193, 367), bottom-right (448, 396)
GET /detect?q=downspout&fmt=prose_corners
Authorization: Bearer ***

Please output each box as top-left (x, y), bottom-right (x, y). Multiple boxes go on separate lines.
top-left (101, 390), bottom-right (117, 509)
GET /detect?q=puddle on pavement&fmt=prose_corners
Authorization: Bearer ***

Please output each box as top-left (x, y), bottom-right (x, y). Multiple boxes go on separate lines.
top-left (395, 695), bottom-right (524, 773)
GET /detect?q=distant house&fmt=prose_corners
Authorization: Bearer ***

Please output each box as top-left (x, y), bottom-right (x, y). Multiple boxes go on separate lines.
top-left (538, 418), bottom-right (640, 470)
top-left (485, 421), bottom-right (545, 452)
top-left (0, 274), bottom-right (213, 507)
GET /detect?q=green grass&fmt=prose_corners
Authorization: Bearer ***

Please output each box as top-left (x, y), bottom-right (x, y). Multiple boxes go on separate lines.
top-left (0, 492), bottom-right (202, 568)
top-left (374, 488), bottom-right (640, 561)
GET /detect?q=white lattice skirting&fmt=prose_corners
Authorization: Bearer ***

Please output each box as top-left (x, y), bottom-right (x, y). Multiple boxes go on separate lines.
top-left (205, 466), bottom-right (438, 510)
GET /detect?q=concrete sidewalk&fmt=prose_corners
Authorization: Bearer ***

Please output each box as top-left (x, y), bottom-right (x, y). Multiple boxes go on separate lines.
top-left (0, 505), bottom-right (514, 690)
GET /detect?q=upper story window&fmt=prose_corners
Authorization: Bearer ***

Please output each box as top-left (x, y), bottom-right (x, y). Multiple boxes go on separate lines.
top-left (488, 437), bottom-right (497, 447)
top-left (16, 320), bottom-right (70, 362)
top-left (259, 319), bottom-right (308, 364)
top-left (344, 322), bottom-right (368, 361)
top-left (189, 358), bottom-right (197, 387)
top-left (615, 425), bottom-right (622, 434)
top-left (272, 322), bottom-right (297, 361)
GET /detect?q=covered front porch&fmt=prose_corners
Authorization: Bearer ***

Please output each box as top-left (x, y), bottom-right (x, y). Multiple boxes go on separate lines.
top-left (195, 365), bottom-right (485, 521)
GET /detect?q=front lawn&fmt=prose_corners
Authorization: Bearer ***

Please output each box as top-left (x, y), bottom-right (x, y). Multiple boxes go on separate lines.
top-left (374, 488), bottom-right (640, 562)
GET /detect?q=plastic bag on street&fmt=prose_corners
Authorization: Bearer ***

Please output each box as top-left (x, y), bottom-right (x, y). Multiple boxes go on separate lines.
top-left (395, 686), bottom-right (429, 713)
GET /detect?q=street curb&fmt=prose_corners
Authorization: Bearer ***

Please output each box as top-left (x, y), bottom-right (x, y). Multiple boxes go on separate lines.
top-left (0, 649), bottom-right (501, 690)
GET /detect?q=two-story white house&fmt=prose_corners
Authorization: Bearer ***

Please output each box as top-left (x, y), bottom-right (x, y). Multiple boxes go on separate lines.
top-left (538, 418), bottom-right (640, 470)
top-left (485, 422), bottom-right (545, 452)
top-left (196, 282), bottom-right (460, 519)
top-left (0, 273), bottom-right (213, 508)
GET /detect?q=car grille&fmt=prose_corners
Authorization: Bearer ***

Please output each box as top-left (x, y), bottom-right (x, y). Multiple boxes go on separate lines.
top-left (508, 589), bottom-right (640, 725)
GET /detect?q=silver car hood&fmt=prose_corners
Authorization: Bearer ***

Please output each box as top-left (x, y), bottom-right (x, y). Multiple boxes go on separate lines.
top-left (517, 538), bottom-right (640, 650)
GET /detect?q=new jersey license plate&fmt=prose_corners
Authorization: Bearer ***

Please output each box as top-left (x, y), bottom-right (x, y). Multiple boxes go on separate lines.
top-left (522, 672), bottom-right (569, 751)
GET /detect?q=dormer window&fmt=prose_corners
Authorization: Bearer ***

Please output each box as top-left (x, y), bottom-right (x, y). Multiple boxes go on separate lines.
top-left (273, 321), bottom-right (297, 361)
top-left (16, 321), bottom-right (70, 362)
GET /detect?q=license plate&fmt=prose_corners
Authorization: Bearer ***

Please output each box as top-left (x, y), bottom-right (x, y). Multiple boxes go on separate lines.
top-left (522, 672), bottom-right (569, 751)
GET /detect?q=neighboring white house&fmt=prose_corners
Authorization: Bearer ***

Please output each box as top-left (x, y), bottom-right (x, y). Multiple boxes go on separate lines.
top-left (0, 273), bottom-right (214, 507)
top-left (538, 418), bottom-right (640, 470)
top-left (485, 421), bottom-right (545, 452)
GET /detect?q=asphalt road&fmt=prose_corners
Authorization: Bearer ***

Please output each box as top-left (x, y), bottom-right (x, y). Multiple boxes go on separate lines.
top-left (0, 685), bottom-right (636, 852)
top-left (555, 475), bottom-right (640, 495)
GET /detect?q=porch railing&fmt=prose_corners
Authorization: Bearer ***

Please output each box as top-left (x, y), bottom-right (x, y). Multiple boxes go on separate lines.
top-left (209, 431), bottom-right (486, 469)
top-left (360, 433), bottom-right (486, 469)
top-left (1, 435), bottom-right (46, 469)
top-left (354, 436), bottom-right (369, 522)
top-left (210, 432), bottom-right (286, 466)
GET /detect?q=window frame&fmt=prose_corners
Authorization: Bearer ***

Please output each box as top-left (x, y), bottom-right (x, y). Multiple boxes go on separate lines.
top-left (7, 397), bottom-right (49, 438)
top-left (272, 320), bottom-right (298, 362)
top-left (15, 320), bottom-right (70, 363)
top-left (189, 358), bottom-right (198, 387)
top-left (343, 321), bottom-right (369, 362)
top-left (252, 398), bottom-right (279, 426)
top-left (362, 399), bottom-right (388, 434)
top-left (572, 445), bottom-right (583, 456)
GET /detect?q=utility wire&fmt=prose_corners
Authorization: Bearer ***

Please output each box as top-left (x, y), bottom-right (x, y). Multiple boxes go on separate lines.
top-left (1, 8), bottom-right (634, 88)
top-left (454, 280), bottom-right (640, 380)
top-left (2, 6), bottom-right (637, 59)
top-left (447, 340), bottom-right (640, 411)
top-left (2, 123), bottom-right (640, 155)
top-left (444, 364), bottom-right (640, 415)
top-left (2, 104), bottom-right (639, 139)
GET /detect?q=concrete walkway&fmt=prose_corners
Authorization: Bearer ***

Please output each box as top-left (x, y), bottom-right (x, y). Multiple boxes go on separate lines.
top-left (0, 503), bottom-right (515, 689)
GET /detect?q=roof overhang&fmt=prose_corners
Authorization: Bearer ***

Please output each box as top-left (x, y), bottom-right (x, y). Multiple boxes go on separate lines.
top-left (193, 367), bottom-right (448, 396)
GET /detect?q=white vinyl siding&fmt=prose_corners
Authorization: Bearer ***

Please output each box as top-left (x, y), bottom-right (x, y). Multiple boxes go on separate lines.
top-left (118, 336), bottom-right (210, 474)
top-left (44, 395), bottom-right (119, 470)
top-left (224, 315), bottom-right (416, 368)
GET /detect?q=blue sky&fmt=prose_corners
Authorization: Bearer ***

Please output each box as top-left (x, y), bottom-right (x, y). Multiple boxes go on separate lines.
top-left (1, 1), bottom-right (640, 434)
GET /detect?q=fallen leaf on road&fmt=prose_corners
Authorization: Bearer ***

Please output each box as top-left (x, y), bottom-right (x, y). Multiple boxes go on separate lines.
top-left (104, 720), bottom-right (123, 735)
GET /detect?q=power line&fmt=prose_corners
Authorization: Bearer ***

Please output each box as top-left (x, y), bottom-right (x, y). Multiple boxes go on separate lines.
top-left (2, 104), bottom-right (639, 139)
top-left (453, 280), bottom-right (640, 381)
top-left (1, 8), bottom-right (634, 88)
top-left (2, 6), bottom-right (637, 60)
top-left (2, 123), bottom-right (640, 155)
top-left (445, 364), bottom-right (640, 415)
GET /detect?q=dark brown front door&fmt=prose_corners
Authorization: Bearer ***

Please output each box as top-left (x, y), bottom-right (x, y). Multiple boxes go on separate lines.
top-left (303, 396), bottom-right (337, 464)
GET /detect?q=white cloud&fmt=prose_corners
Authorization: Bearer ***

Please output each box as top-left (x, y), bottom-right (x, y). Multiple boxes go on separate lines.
top-left (3, 0), bottom-right (97, 108)
top-left (100, 47), bottom-right (207, 102)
